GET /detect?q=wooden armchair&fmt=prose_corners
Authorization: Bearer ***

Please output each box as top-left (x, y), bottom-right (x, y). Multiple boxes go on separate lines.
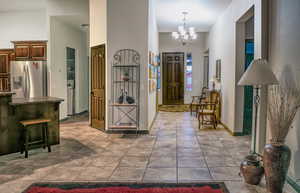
top-left (197, 91), bottom-right (220, 129)
top-left (189, 87), bottom-right (208, 116)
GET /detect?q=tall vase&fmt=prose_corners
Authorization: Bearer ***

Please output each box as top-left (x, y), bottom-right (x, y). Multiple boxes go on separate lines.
top-left (263, 144), bottom-right (291, 193)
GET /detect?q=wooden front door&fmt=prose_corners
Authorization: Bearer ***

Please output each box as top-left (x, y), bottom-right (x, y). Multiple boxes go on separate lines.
top-left (162, 52), bottom-right (184, 105)
top-left (91, 45), bottom-right (106, 129)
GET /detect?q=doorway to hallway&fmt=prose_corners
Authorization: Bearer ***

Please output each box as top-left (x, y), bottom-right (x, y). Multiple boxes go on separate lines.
top-left (162, 52), bottom-right (184, 105)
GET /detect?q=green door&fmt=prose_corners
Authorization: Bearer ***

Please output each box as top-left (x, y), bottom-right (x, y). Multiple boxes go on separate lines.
top-left (243, 40), bottom-right (254, 135)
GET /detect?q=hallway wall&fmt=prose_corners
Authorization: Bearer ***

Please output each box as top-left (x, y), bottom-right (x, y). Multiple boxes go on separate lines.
top-left (49, 17), bottom-right (89, 119)
top-left (47, 0), bottom-right (90, 119)
top-left (158, 32), bottom-right (207, 104)
top-left (107, 0), bottom-right (149, 130)
top-left (148, 0), bottom-right (159, 128)
top-left (206, 0), bottom-right (267, 137)
top-left (268, 0), bottom-right (300, 181)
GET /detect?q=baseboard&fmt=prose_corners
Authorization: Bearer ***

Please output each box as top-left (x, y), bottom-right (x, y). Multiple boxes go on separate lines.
top-left (106, 129), bottom-right (149, 134)
top-left (60, 110), bottom-right (89, 122)
top-left (220, 122), bottom-right (244, 136)
top-left (286, 176), bottom-right (300, 193)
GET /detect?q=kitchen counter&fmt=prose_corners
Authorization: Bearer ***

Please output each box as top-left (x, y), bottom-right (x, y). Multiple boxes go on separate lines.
top-left (0, 94), bottom-right (63, 155)
top-left (0, 92), bottom-right (15, 97)
top-left (10, 97), bottom-right (64, 106)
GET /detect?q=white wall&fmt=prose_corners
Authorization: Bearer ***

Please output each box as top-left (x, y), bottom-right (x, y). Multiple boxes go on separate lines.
top-left (89, 0), bottom-right (107, 47)
top-left (47, 0), bottom-right (89, 119)
top-left (47, 0), bottom-right (89, 18)
top-left (268, 0), bottom-right (300, 181)
top-left (107, 0), bottom-right (149, 130)
top-left (147, 0), bottom-right (159, 128)
top-left (0, 10), bottom-right (47, 48)
top-left (159, 32), bottom-right (207, 104)
top-left (49, 17), bottom-right (89, 119)
top-left (206, 0), bottom-right (267, 140)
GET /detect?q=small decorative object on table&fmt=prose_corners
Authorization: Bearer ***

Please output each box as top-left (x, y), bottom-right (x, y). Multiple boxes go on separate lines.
top-left (263, 81), bottom-right (300, 193)
top-left (240, 155), bottom-right (264, 185)
top-left (125, 91), bottom-right (135, 104)
top-left (118, 89), bottom-right (125, 104)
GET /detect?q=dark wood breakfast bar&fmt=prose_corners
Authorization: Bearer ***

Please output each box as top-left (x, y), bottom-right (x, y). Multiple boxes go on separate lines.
top-left (0, 92), bottom-right (63, 155)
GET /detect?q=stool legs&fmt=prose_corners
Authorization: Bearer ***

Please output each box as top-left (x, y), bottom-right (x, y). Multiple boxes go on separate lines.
top-left (42, 124), bottom-right (46, 149)
top-left (45, 123), bottom-right (51, 153)
top-left (25, 127), bottom-right (29, 158)
top-left (19, 128), bottom-right (24, 154)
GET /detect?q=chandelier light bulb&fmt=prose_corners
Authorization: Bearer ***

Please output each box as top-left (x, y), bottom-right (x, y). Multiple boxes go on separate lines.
top-left (172, 32), bottom-right (179, 39)
top-left (189, 27), bottom-right (195, 33)
top-left (171, 12), bottom-right (197, 45)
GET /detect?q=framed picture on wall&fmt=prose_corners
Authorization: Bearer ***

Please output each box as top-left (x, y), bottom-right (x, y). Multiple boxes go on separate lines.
top-left (216, 59), bottom-right (221, 81)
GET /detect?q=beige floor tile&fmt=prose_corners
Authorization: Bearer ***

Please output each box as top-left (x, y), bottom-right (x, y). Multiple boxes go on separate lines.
top-left (119, 156), bottom-right (149, 167)
top-left (178, 167), bottom-right (212, 182)
top-left (143, 168), bottom-right (177, 182)
top-left (148, 156), bottom-right (176, 168)
top-left (110, 167), bottom-right (145, 181)
top-left (178, 157), bottom-right (207, 168)
top-left (210, 167), bottom-right (242, 181)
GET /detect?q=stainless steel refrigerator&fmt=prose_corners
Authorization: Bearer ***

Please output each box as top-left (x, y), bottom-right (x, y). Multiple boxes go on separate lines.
top-left (10, 61), bottom-right (47, 98)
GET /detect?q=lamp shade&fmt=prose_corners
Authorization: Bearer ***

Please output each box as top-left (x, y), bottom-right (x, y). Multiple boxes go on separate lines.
top-left (238, 58), bottom-right (278, 86)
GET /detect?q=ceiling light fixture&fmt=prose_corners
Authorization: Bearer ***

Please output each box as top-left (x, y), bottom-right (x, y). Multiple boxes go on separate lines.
top-left (172, 12), bottom-right (197, 46)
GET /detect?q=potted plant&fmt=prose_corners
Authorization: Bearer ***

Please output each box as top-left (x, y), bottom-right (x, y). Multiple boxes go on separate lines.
top-left (263, 81), bottom-right (300, 193)
top-left (122, 71), bottom-right (130, 81)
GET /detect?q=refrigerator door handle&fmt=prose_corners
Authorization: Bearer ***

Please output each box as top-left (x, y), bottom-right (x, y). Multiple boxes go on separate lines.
top-left (25, 65), bottom-right (30, 98)
top-left (23, 65), bottom-right (27, 98)
top-left (27, 65), bottom-right (31, 98)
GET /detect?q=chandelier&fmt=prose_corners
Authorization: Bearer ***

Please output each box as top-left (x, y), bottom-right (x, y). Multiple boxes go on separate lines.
top-left (172, 12), bottom-right (197, 45)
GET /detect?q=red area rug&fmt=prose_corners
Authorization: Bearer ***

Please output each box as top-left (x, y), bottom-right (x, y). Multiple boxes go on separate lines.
top-left (23, 183), bottom-right (230, 193)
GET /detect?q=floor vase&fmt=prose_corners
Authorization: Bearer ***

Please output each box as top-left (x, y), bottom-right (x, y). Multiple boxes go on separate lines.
top-left (263, 144), bottom-right (291, 193)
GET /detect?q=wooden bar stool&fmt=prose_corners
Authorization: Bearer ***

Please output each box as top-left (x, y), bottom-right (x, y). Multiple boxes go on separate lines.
top-left (19, 119), bottom-right (51, 158)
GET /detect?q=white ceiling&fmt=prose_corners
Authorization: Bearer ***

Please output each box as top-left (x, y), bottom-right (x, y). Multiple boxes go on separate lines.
top-left (157, 0), bottom-right (232, 32)
top-left (0, 0), bottom-right (46, 12)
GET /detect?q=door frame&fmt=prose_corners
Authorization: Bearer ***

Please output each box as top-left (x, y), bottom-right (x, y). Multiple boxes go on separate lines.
top-left (90, 44), bottom-right (106, 129)
top-left (162, 52), bottom-right (185, 105)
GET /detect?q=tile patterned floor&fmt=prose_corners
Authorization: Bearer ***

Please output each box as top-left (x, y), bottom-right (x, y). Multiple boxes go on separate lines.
top-left (0, 112), bottom-right (295, 193)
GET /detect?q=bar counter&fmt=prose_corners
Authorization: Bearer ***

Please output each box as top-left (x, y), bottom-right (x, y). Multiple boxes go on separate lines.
top-left (0, 92), bottom-right (63, 155)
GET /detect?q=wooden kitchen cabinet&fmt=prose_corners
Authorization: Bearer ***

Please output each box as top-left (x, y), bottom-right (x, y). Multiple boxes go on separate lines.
top-left (14, 44), bottom-right (30, 60)
top-left (12, 41), bottom-right (47, 61)
top-left (31, 43), bottom-right (47, 60)
top-left (0, 49), bottom-right (14, 92)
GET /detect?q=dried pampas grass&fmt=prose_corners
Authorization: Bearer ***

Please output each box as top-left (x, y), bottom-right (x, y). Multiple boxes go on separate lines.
top-left (268, 81), bottom-right (300, 145)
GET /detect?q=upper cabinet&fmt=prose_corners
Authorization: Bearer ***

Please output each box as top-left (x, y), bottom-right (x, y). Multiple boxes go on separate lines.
top-left (0, 49), bottom-right (14, 92)
top-left (0, 49), bottom-right (14, 74)
top-left (12, 41), bottom-right (47, 61)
